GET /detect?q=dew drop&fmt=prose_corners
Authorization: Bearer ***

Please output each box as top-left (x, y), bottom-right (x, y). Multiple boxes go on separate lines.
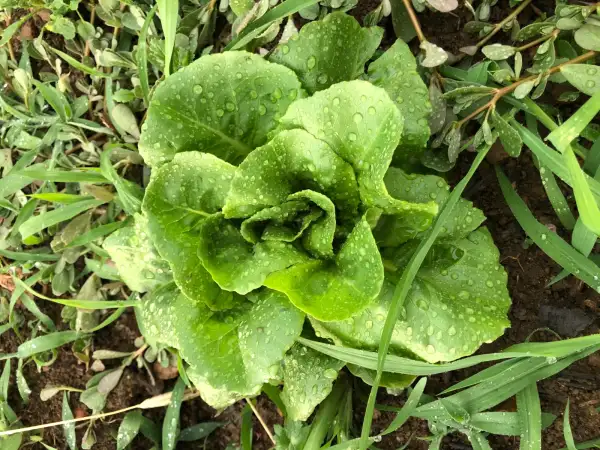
top-left (307, 56), bottom-right (316, 69)
top-left (353, 113), bottom-right (363, 123)
top-left (193, 85), bottom-right (203, 94)
top-left (348, 132), bottom-right (357, 141)
top-left (324, 368), bottom-right (338, 379)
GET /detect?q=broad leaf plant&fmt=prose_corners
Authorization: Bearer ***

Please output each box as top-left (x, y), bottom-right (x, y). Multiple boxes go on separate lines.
top-left (105, 13), bottom-right (511, 420)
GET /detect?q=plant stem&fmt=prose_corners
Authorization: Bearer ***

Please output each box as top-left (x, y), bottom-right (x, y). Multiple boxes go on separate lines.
top-left (401, 0), bottom-right (425, 43)
top-left (83, 3), bottom-right (96, 59)
top-left (457, 51), bottom-right (597, 127)
top-left (515, 29), bottom-right (558, 53)
top-left (246, 398), bottom-right (276, 445)
top-left (304, 377), bottom-right (348, 450)
top-left (475, 0), bottom-right (533, 50)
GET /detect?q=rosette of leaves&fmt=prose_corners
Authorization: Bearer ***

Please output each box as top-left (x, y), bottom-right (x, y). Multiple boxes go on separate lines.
top-left (105, 13), bottom-right (511, 420)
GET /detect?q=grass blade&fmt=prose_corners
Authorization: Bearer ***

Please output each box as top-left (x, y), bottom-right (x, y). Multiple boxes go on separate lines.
top-left (65, 219), bottom-right (130, 248)
top-left (298, 333), bottom-right (600, 375)
top-left (6, 331), bottom-right (86, 360)
top-left (563, 400), bottom-right (577, 450)
top-left (382, 378), bottom-right (426, 435)
top-left (13, 277), bottom-right (138, 309)
top-left (497, 167), bottom-right (600, 292)
top-left (563, 146), bottom-right (600, 235)
top-left (516, 384), bottom-right (542, 450)
top-left (117, 410), bottom-right (142, 450)
top-left (138, 5), bottom-right (158, 106)
top-left (16, 168), bottom-right (108, 183)
top-left (241, 402), bottom-right (253, 450)
top-left (162, 377), bottom-right (185, 450)
top-left (100, 148), bottom-right (142, 215)
top-left (157, 0), bottom-right (178, 77)
top-left (225, 0), bottom-right (321, 51)
top-left (52, 48), bottom-right (109, 78)
top-left (0, 12), bottom-right (36, 47)
top-left (0, 248), bottom-right (59, 261)
top-left (178, 422), bottom-right (223, 442)
top-left (62, 392), bottom-right (77, 450)
top-left (526, 115), bottom-right (576, 230)
top-left (19, 199), bottom-right (105, 239)
top-left (547, 91), bottom-right (600, 153)
top-left (358, 145), bottom-right (491, 449)
top-left (513, 123), bottom-right (600, 203)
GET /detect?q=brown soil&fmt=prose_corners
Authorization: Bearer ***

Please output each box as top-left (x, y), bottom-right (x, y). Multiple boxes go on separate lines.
top-left (2, 1), bottom-right (599, 449)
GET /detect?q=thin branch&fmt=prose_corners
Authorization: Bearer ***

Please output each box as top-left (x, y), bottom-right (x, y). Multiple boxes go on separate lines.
top-left (475, 0), bottom-right (533, 50)
top-left (516, 29), bottom-right (559, 53)
top-left (246, 398), bottom-right (276, 445)
top-left (401, 0), bottom-right (426, 43)
top-left (0, 390), bottom-right (202, 437)
top-left (83, 3), bottom-right (96, 59)
top-left (457, 51), bottom-right (597, 127)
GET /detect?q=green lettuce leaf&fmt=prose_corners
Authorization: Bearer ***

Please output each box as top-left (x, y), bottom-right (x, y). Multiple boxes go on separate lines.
top-left (143, 152), bottom-right (239, 310)
top-left (139, 51), bottom-right (305, 167)
top-left (137, 284), bottom-right (304, 408)
top-left (222, 129), bottom-right (360, 221)
top-left (265, 215), bottom-right (383, 321)
top-left (374, 168), bottom-right (486, 246)
top-left (367, 40), bottom-right (432, 163)
top-left (276, 80), bottom-right (438, 225)
top-left (313, 228), bottom-right (510, 363)
top-left (103, 214), bottom-right (172, 292)
top-left (281, 344), bottom-right (345, 421)
top-left (197, 213), bottom-right (309, 294)
top-left (270, 12), bottom-right (383, 94)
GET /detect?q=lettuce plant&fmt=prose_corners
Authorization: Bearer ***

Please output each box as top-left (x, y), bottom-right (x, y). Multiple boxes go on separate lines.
top-left (104, 13), bottom-right (511, 420)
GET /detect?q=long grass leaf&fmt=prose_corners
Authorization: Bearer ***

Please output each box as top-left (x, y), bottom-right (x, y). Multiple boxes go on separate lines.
top-left (547, 92), bottom-right (600, 152)
top-left (497, 167), bottom-right (600, 292)
top-left (52, 48), bottom-right (110, 78)
top-left (163, 377), bottom-right (185, 450)
top-left (19, 199), bottom-right (105, 238)
top-left (138, 5), bottom-right (158, 105)
top-left (517, 384), bottom-right (542, 450)
top-left (0, 12), bottom-right (35, 47)
top-left (157, 0), bottom-right (178, 77)
top-left (297, 334), bottom-right (600, 375)
top-left (240, 402), bottom-right (253, 450)
top-left (358, 145), bottom-right (491, 449)
top-left (382, 378), bottom-right (426, 435)
top-left (225, 0), bottom-right (321, 51)
top-left (16, 168), bottom-right (108, 183)
top-left (0, 248), bottom-right (59, 261)
top-left (65, 219), bottom-right (130, 248)
top-left (513, 123), bottom-right (600, 202)
top-left (526, 115), bottom-right (576, 230)
top-left (563, 400), bottom-right (577, 450)
top-left (563, 146), bottom-right (600, 235)
top-left (13, 277), bottom-right (138, 309)
top-left (62, 392), bottom-right (77, 450)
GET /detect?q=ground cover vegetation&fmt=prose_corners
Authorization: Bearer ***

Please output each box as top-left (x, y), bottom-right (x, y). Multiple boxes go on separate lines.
top-left (0, 0), bottom-right (599, 449)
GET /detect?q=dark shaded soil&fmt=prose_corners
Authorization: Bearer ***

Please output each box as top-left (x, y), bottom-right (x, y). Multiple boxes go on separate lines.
top-left (2, 1), bottom-right (599, 449)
